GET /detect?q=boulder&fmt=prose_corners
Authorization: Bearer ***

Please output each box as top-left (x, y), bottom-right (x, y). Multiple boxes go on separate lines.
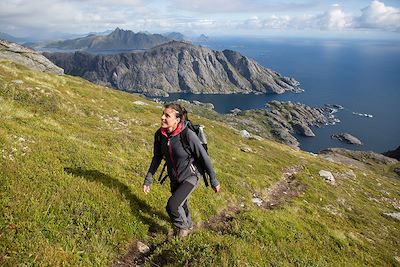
top-left (137, 241), bottom-right (150, 254)
top-left (292, 122), bottom-right (315, 137)
top-left (240, 130), bottom-right (251, 139)
top-left (240, 146), bottom-right (253, 153)
top-left (230, 108), bottom-right (242, 115)
top-left (382, 212), bottom-right (400, 221)
top-left (319, 170), bottom-right (336, 185)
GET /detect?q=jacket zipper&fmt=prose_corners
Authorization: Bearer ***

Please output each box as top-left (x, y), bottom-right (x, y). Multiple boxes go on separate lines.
top-left (167, 138), bottom-right (179, 181)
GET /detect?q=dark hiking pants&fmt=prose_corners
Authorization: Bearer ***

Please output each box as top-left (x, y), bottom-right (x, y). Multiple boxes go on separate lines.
top-left (166, 176), bottom-right (199, 229)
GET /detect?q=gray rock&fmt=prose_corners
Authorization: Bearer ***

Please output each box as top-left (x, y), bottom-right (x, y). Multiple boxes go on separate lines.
top-left (240, 130), bottom-right (251, 139)
top-left (0, 39), bottom-right (64, 75)
top-left (133, 100), bottom-right (148, 106)
top-left (136, 241), bottom-right (150, 254)
top-left (240, 146), bottom-right (253, 153)
top-left (230, 108), bottom-right (242, 115)
top-left (44, 41), bottom-right (302, 96)
top-left (12, 80), bottom-right (24, 84)
top-left (382, 212), bottom-right (400, 221)
top-left (271, 128), bottom-right (300, 148)
top-left (331, 133), bottom-right (363, 145)
top-left (192, 100), bottom-right (214, 110)
top-left (292, 122), bottom-right (315, 137)
top-left (319, 148), bottom-right (398, 166)
top-left (252, 197), bottom-right (263, 206)
top-left (319, 170), bottom-right (336, 185)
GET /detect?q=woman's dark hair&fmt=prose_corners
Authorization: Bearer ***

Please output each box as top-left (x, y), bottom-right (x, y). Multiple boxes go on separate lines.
top-left (164, 102), bottom-right (188, 121)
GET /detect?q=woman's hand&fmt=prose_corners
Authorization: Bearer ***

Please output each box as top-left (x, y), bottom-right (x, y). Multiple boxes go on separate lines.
top-left (213, 184), bottom-right (221, 193)
top-left (143, 185), bottom-right (151, 194)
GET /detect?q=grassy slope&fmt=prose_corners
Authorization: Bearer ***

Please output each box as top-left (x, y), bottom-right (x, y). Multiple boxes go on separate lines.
top-left (0, 60), bottom-right (399, 266)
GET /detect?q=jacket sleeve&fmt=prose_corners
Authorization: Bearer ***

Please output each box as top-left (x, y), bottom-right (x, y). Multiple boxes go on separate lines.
top-left (187, 129), bottom-right (219, 188)
top-left (143, 130), bottom-right (163, 186)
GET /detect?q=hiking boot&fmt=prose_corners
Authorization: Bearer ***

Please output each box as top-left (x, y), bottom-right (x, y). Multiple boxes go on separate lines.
top-left (178, 228), bottom-right (191, 238)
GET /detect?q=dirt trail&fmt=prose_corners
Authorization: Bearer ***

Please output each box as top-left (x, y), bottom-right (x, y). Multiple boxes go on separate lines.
top-left (112, 165), bottom-right (306, 266)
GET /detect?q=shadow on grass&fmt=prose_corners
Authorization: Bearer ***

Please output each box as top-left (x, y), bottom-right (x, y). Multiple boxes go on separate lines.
top-left (64, 167), bottom-right (170, 235)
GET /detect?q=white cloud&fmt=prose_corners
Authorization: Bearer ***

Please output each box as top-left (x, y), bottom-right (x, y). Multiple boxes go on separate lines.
top-left (169, 0), bottom-right (320, 13)
top-left (0, 0), bottom-right (153, 37)
top-left (356, 0), bottom-right (400, 31)
top-left (314, 5), bottom-right (352, 30)
top-left (235, 5), bottom-right (351, 32)
top-left (232, 2), bottom-right (399, 33)
top-left (241, 15), bottom-right (292, 30)
top-left (0, 0), bottom-right (399, 39)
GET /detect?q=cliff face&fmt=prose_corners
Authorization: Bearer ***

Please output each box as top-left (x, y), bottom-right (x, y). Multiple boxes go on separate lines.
top-left (0, 39), bottom-right (63, 75)
top-left (44, 41), bottom-right (302, 96)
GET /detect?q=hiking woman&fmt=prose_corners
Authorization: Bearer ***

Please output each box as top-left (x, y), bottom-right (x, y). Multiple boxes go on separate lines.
top-left (143, 103), bottom-right (220, 237)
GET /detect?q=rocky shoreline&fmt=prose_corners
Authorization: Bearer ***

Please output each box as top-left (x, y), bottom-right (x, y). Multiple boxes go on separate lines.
top-left (167, 99), bottom-right (341, 149)
top-left (168, 99), bottom-right (399, 170)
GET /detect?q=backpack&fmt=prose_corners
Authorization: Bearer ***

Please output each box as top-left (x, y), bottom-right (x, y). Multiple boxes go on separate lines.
top-left (158, 120), bottom-right (210, 187)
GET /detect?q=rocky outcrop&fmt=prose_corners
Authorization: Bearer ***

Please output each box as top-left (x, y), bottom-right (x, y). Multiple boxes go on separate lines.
top-left (319, 148), bottom-right (398, 167)
top-left (40, 28), bottom-right (170, 52)
top-left (292, 123), bottom-right (315, 137)
top-left (331, 133), bottom-right (363, 145)
top-left (44, 41), bottom-right (303, 96)
top-left (0, 39), bottom-right (63, 74)
top-left (383, 146), bottom-right (400, 160)
top-left (173, 99), bottom-right (338, 149)
top-left (258, 101), bottom-right (338, 147)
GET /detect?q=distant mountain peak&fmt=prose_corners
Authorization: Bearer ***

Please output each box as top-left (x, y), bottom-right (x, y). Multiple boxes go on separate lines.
top-left (40, 28), bottom-right (171, 52)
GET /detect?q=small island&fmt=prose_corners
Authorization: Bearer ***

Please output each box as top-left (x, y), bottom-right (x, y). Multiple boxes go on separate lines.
top-left (331, 133), bottom-right (363, 145)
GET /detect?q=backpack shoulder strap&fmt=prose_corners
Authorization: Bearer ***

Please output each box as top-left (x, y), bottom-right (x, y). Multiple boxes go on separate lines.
top-left (155, 128), bottom-right (162, 142)
top-left (155, 128), bottom-right (168, 184)
top-left (180, 127), bottom-right (191, 153)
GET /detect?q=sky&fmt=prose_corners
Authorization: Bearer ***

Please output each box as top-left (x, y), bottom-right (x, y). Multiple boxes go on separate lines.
top-left (0, 0), bottom-right (399, 40)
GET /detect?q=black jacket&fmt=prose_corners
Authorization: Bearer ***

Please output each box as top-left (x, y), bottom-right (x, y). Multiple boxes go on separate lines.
top-left (144, 121), bottom-right (219, 188)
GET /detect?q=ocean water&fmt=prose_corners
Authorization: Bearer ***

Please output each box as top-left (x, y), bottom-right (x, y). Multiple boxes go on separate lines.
top-left (164, 37), bottom-right (400, 153)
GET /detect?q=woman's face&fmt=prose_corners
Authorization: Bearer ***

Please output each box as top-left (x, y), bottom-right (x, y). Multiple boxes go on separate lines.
top-left (161, 107), bottom-right (180, 131)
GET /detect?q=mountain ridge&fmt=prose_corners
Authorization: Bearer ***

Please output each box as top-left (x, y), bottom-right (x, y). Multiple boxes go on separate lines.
top-left (38, 28), bottom-right (171, 52)
top-left (44, 40), bottom-right (303, 96)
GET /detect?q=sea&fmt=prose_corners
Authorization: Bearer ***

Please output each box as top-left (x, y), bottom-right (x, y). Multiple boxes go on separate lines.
top-left (163, 36), bottom-right (400, 153)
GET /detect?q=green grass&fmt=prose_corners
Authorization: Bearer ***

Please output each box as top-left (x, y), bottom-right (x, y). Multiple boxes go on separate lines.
top-left (0, 60), bottom-right (399, 266)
